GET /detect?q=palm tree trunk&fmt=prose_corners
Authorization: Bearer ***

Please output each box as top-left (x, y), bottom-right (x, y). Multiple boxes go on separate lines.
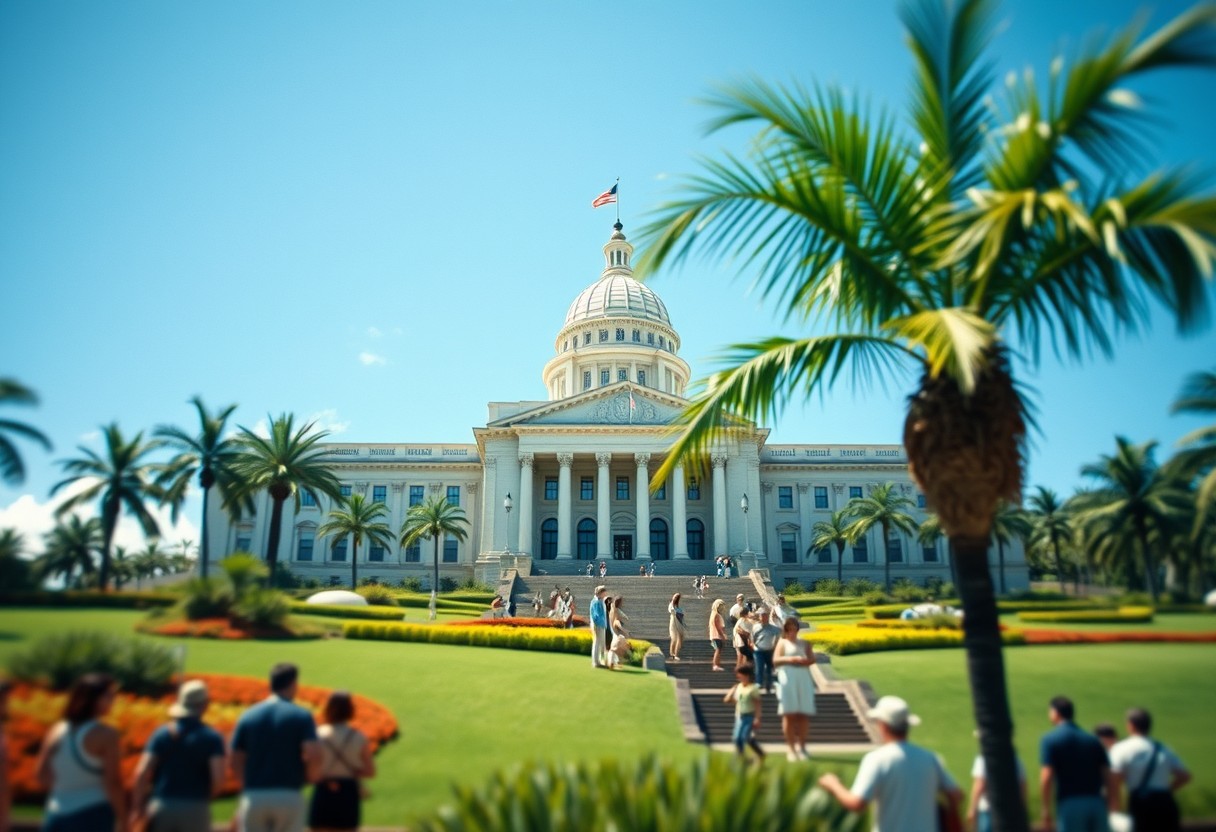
top-left (352, 537), bottom-right (359, 588)
top-left (1053, 538), bottom-right (1065, 594)
top-left (997, 539), bottom-right (1006, 595)
top-left (881, 523), bottom-right (891, 591)
top-left (836, 542), bottom-right (844, 584)
top-left (99, 493), bottom-right (121, 593)
top-left (199, 482), bottom-right (211, 580)
top-left (1135, 516), bottom-right (1159, 601)
top-left (430, 535), bottom-right (439, 621)
top-left (266, 497), bottom-right (286, 583)
top-left (953, 534), bottom-right (1029, 832)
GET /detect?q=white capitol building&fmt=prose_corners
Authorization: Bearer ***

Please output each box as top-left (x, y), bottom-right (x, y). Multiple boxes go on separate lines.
top-left (208, 223), bottom-right (1027, 589)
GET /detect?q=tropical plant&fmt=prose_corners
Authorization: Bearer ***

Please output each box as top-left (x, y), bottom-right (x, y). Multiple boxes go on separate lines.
top-left (229, 414), bottom-right (343, 579)
top-left (843, 483), bottom-right (918, 590)
top-left (155, 398), bottom-right (248, 579)
top-left (0, 528), bottom-right (35, 591)
top-left (218, 552), bottom-right (269, 601)
top-left (36, 516), bottom-right (103, 588)
top-left (130, 543), bottom-right (172, 589)
top-left (399, 496), bottom-right (469, 620)
top-left (809, 509), bottom-right (852, 583)
top-left (1169, 368), bottom-right (1216, 528)
top-left (317, 493), bottom-right (394, 588)
top-left (0, 378), bottom-right (52, 485)
top-left (6, 631), bottom-right (178, 695)
top-left (635, 2), bottom-right (1216, 824)
top-left (991, 502), bottom-right (1031, 595)
top-left (111, 546), bottom-right (134, 590)
top-left (0, 527), bottom-right (24, 561)
top-left (917, 513), bottom-right (957, 588)
top-left (1025, 487), bottom-right (1073, 592)
top-left (50, 423), bottom-right (164, 591)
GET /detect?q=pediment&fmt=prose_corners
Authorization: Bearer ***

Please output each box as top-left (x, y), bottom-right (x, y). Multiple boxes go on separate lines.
top-left (488, 384), bottom-right (687, 427)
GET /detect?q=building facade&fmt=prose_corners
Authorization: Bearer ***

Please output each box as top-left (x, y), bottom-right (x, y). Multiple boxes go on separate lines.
top-left (207, 224), bottom-right (1028, 590)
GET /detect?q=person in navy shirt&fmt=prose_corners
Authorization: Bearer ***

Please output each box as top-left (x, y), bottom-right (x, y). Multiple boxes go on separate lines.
top-left (1039, 695), bottom-right (1114, 832)
top-left (231, 663), bottom-right (321, 832)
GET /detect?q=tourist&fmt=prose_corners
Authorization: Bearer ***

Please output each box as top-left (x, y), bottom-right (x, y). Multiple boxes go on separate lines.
top-left (771, 593), bottom-right (797, 628)
top-left (598, 560), bottom-right (607, 579)
top-left (35, 672), bottom-right (126, 832)
top-left (531, 591), bottom-right (544, 617)
top-left (308, 691), bottom-right (376, 832)
top-left (732, 609), bottom-right (755, 671)
top-left (646, 561), bottom-right (655, 578)
top-left (751, 609), bottom-right (781, 694)
top-left (967, 729), bottom-right (1026, 832)
top-left (667, 593), bottom-right (686, 662)
top-left (608, 596), bottom-right (631, 669)
top-left (230, 663), bottom-right (321, 832)
top-left (708, 599), bottom-right (728, 672)
top-left (548, 585), bottom-right (561, 616)
top-left (728, 594), bottom-right (746, 632)
top-left (819, 696), bottom-right (963, 829)
top-left (0, 678), bottom-right (11, 832)
top-left (130, 679), bottom-right (226, 832)
top-left (561, 588), bottom-right (576, 629)
top-left (1039, 695), bottom-right (1112, 832)
top-left (772, 617), bottom-right (815, 761)
top-left (723, 665), bottom-right (764, 764)
top-left (715, 557), bottom-right (725, 579)
top-left (589, 585), bottom-right (609, 668)
top-left (694, 576), bottom-right (705, 600)
top-left (1094, 723), bottom-right (1119, 753)
top-left (584, 563), bottom-right (594, 578)
top-left (638, 565), bottom-right (646, 576)
top-left (1109, 707), bottom-right (1191, 832)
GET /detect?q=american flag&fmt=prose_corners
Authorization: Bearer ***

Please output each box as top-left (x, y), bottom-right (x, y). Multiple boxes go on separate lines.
top-left (592, 184), bottom-right (618, 208)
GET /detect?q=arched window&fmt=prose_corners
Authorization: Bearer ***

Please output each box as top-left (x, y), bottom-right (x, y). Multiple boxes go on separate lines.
top-left (577, 518), bottom-right (596, 560)
top-left (650, 518), bottom-right (669, 560)
top-left (540, 518), bottom-right (558, 560)
top-left (687, 518), bottom-right (705, 560)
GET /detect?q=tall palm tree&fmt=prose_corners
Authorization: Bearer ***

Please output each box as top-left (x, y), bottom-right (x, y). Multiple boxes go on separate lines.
top-left (991, 503), bottom-right (1030, 596)
top-left (0, 528), bottom-right (23, 561)
top-left (0, 379), bottom-right (53, 485)
top-left (37, 516), bottom-right (102, 588)
top-left (399, 496), bottom-right (469, 620)
top-left (51, 424), bottom-right (163, 592)
top-left (230, 414), bottom-right (343, 582)
top-left (843, 483), bottom-right (918, 591)
top-left (1169, 368), bottom-right (1216, 528)
top-left (318, 493), bottom-right (394, 588)
top-left (155, 398), bottom-right (247, 580)
top-left (635, 3), bottom-right (1216, 824)
top-left (1026, 487), bottom-right (1073, 592)
top-left (130, 542), bottom-right (172, 589)
top-left (809, 510), bottom-right (852, 584)
top-left (0, 528), bottom-right (34, 591)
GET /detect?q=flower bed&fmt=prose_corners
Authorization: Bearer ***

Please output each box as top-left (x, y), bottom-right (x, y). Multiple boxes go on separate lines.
top-left (1016, 606), bottom-right (1153, 624)
top-left (809, 623), bottom-right (1025, 655)
top-left (140, 617), bottom-right (326, 640)
top-left (1020, 629), bottom-right (1216, 645)
top-left (3, 673), bottom-right (398, 803)
top-left (343, 621), bottom-right (651, 664)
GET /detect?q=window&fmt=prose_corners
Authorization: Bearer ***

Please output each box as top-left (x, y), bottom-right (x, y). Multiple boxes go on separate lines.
top-left (615, 328), bottom-right (625, 341)
top-left (637, 369), bottom-right (646, 386)
top-left (650, 518), bottom-right (669, 560)
top-left (887, 536), bottom-right (903, 563)
top-left (647, 332), bottom-right (655, 345)
top-left (409, 485), bottom-right (424, 506)
top-left (577, 518), bottom-right (596, 560)
top-left (917, 494), bottom-right (927, 508)
top-left (922, 543), bottom-right (939, 562)
top-left (541, 518), bottom-right (558, 559)
top-left (544, 478), bottom-right (558, 500)
top-left (372, 485), bottom-right (386, 504)
top-left (632, 329), bottom-right (640, 342)
top-left (446, 485), bottom-right (460, 506)
top-left (368, 545), bottom-right (385, 562)
top-left (658, 336), bottom-right (665, 348)
top-left (580, 477), bottom-right (594, 500)
top-left (583, 371), bottom-right (592, 390)
top-left (235, 528), bottom-right (252, 552)
top-left (852, 536), bottom-right (868, 563)
top-left (688, 477), bottom-right (701, 500)
top-left (332, 538), bottom-right (348, 562)
top-left (301, 492), bottom-right (316, 507)
top-left (563, 340), bottom-right (569, 352)
top-left (817, 547), bottom-right (833, 564)
top-left (297, 531), bottom-right (314, 561)
top-left (778, 486), bottom-right (793, 509)
top-left (584, 333), bottom-right (591, 345)
top-left (616, 476), bottom-right (629, 500)
top-left (654, 481), bottom-right (666, 500)
top-left (687, 519), bottom-right (705, 559)
top-left (780, 532), bottom-right (797, 564)
top-left (443, 538), bottom-right (458, 562)
top-left (404, 542), bottom-right (420, 562)
top-left (600, 369), bottom-right (610, 386)
top-left (814, 486), bottom-right (828, 509)
top-left (617, 368), bottom-right (627, 382)
top-left (599, 329), bottom-right (609, 342)
top-left (849, 486), bottom-right (863, 500)
top-left (339, 485), bottom-right (352, 498)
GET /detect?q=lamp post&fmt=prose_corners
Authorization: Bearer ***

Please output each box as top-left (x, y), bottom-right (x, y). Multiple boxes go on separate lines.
top-left (504, 493), bottom-right (513, 556)
top-left (741, 493), bottom-right (750, 553)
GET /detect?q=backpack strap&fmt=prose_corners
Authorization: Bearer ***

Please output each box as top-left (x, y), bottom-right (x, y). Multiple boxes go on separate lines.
top-left (67, 724), bottom-right (104, 777)
top-left (1134, 741), bottom-right (1162, 796)
top-left (323, 727), bottom-right (363, 777)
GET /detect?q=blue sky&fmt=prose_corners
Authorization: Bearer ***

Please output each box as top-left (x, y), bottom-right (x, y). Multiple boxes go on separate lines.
top-left (2, 0), bottom-right (1213, 552)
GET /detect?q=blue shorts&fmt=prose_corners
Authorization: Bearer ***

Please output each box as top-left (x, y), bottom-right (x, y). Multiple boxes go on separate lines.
top-left (43, 802), bottom-right (115, 832)
top-left (733, 713), bottom-right (756, 747)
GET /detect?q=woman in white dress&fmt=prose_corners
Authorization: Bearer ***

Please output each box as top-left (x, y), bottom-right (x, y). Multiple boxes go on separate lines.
top-left (773, 616), bottom-right (816, 761)
top-left (667, 593), bottom-right (686, 661)
top-left (608, 596), bottom-right (631, 668)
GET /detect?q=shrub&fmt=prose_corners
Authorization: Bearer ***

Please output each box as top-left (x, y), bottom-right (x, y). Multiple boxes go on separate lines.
top-left (1118, 591), bottom-right (1156, 607)
top-left (290, 602), bottom-right (407, 621)
top-left (1016, 606), bottom-right (1154, 624)
top-left (860, 590), bottom-right (890, 606)
top-left (456, 578), bottom-right (495, 593)
top-left (219, 553), bottom-right (268, 599)
top-left (782, 580), bottom-right (809, 596)
top-left (0, 590), bottom-right (178, 610)
top-left (399, 576), bottom-right (424, 592)
top-left (890, 579), bottom-right (928, 603)
top-left (811, 578), bottom-right (844, 596)
top-left (811, 623), bottom-right (1025, 655)
top-left (344, 621), bottom-right (650, 664)
top-left (412, 754), bottom-right (864, 832)
top-left (438, 577), bottom-right (459, 593)
top-left (180, 577), bottom-right (233, 620)
top-left (844, 578), bottom-right (883, 597)
top-left (7, 632), bottom-right (179, 695)
top-left (231, 588), bottom-right (290, 629)
top-left (357, 585), bottom-right (398, 606)
top-left (1007, 589), bottom-right (1072, 602)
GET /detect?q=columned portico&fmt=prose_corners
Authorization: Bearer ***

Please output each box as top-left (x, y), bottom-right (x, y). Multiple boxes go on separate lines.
top-left (517, 452), bottom-right (534, 555)
top-left (596, 452), bottom-right (611, 559)
top-left (672, 463), bottom-right (688, 558)
top-left (635, 452), bottom-right (651, 559)
top-left (712, 453), bottom-right (728, 556)
top-left (557, 452), bottom-right (573, 558)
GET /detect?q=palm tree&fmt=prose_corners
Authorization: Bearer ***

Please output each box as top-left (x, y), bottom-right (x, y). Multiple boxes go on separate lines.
top-left (991, 503), bottom-right (1030, 596)
top-left (843, 483), bottom-right (917, 591)
top-left (51, 424), bottom-right (164, 591)
top-left (112, 547), bottom-right (134, 590)
top-left (635, 4), bottom-right (1216, 824)
top-left (1025, 487), bottom-right (1073, 592)
top-left (1169, 368), bottom-right (1216, 528)
top-left (318, 493), bottom-right (394, 588)
top-left (130, 542), bottom-right (172, 589)
top-left (399, 496), bottom-right (469, 620)
top-left (0, 528), bottom-right (34, 591)
top-left (0, 528), bottom-right (23, 561)
top-left (230, 414), bottom-right (343, 582)
top-left (0, 379), bottom-right (53, 486)
top-left (155, 398), bottom-right (248, 580)
top-left (37, 516), bottom-right (102, 588)
top-left (809, 510), bottom-right (851, 584)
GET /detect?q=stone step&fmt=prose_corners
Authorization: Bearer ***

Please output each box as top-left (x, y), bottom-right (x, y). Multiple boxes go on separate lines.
top-left (691, 691), bottom-right (871, 745)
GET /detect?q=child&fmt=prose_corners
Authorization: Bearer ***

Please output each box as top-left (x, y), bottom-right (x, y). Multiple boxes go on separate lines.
top-left (724, 666), bottom-right (765, 763)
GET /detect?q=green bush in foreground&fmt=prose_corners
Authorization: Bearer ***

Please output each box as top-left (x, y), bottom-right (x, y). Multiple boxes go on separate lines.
top-left (7, 631), bottom-right (178, 694)
top-left (412, 754), bottom-right (865, 832)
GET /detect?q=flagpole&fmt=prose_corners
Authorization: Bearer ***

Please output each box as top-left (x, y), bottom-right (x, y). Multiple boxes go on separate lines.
top-left (615, 177), bottom-right (620, 225)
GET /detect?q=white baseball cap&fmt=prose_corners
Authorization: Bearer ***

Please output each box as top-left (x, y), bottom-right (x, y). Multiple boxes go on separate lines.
top-left (867, 695), bottom-right (921, 730)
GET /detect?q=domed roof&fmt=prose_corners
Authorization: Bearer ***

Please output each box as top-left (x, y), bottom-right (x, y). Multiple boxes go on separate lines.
top-left (564, 274), bottom-right (671, 327)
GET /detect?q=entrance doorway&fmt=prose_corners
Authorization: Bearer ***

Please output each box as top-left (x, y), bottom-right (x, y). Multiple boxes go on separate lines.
top-left (612, 535), bottom-right (633, 560)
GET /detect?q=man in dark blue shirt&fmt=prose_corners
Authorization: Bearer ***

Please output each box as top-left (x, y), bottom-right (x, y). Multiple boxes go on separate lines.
top-left (231, 663), bottom-right (320, 832)
top-left (1039, 695), bottom-right (1113, 832)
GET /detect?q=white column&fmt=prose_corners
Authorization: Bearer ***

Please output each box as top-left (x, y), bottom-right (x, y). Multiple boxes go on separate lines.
top-left (517, 453), bottom-right (534, 556)
top-left (672, 463), bottom-right (689, 558)
top-left (760, 481), bottom-right (774, 555)
top-left (635, 453), bottom-right (651, 559)
top-left (391, 483), bottom-right (406, 563)
top-left (596, 452), bottom-right (611, 559)
top-left (711, 453), bottom-right (728, 557)
top-left (480, 457), bottom-right (497, 558)
top-left (797, 482), bottom-right (811, 565)
top-left (556, 453), bottom-right (574, 559)
top-left (465, 482), bottom-right (479, 562)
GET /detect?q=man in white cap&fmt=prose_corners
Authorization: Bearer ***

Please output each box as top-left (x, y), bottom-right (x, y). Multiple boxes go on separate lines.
top-left (589, 585), bottom-right (609, 668)
top-left (130, 679), bottom-right (227, 832)
top-left (819, 695), bottom-right (962, 831)
top-left (728, 593), bottom-right (747, 634)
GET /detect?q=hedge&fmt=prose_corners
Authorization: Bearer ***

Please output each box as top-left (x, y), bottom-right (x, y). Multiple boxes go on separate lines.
top-left (343, 621), bottom-right (652, 665)
top-left (0, 590), bottom-right (178, 609)
top-left (289, 602), bottom-right (408, 621)
top-left (394, 595), bottom-right (486, 614)
top-left (810, 624), bottom-right (1025, 656)
top-left (1016, 606), bottom-right (1154, 624)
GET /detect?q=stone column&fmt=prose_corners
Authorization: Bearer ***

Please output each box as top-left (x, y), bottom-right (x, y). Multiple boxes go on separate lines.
top-left (797, 482), bottom-right (811, 564)
top-left (391, 483), bottom-right (406, 563)
top-left (596, 452), bottom-right (611, 559)
top-left (711, 453), bottom-right (728, 556)
top-left (517, 453), bottom-right (534, 556)
top-left (635, 453), bottom-right (651, 559)
top-left (465, 482), bottom-right (479, 561)
top-left (672, 463), bottom-right (689, 558)
top-left (480, 457), bottom-right (497, 558)
top-left (556, 453), bottom-right (574, 559)
top-left (760, 481), bottom-right (774, 555)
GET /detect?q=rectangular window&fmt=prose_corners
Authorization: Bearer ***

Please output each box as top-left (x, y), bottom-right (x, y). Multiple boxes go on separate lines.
top-left (368, 545), bottom-right (385, 562)
top-left (446, 485), bottom-right (460, 506)
top-left (647, 332), bottom-right (654, 345)
top-left (563, 340), bottom-right (569, 352)
top-left (814, 486), bottom-right (828, 509)
top-left (372, 485), bottom-right (387, 504)
top-left (637, 369), bottom-right (646, 386)
top-left (583, 371), bottom-right (592, 390)
top-left (404, 542), bottom-right (420, 562)
top-left (580, 477), bottom-right (594, 500)
top-left (615, 328), bottom-right (625, 341)
top-left (780, 532), bottom-right (797, 564)
top-left (617, 368), bottom-right (627, 381)
top-left (297, 532), bottom-right (314, 561)
top-left (887, 536), bottom-right (903, 563)
top-left (853, 536), bottom-right (868, 563)
top-left (443, 538), bottom-right (458, 562)
top-left (409, 485), bottom-right (425, 506)
top-left (817, 547), bottom-right (833, 564)
top-left (235, 533), bottom-right (252, 552)
top-left (917, 494), bottom-right (926, 508)
top-left (599, 329), bottom-right (609, 342)
top-left (654, 482), bottom-right (666, 500)
top-left (849, 486), bottom-right (863, 500)
top-left (340, 485), bottom-right (352, 498)
top-left (584, 333), bottom-right (591, 345)
top-left (616, 476), bottom-right (629, 500)
top-left (544, 478), bottom-right (558, 500)
top-left (332, 539), bottom-right (348, 562)
top-left (688, 477), bottom-right (701, 500)
top-left (658, 336), bottom-right (665, 348)
top-left (300, 492), bottom-right (316, 507)
top-left (600, 369), bottom-right (610, 385)
top-left (632, 329), bottom-right (640, 342)
top-left (922, 544), bottom-right (939, 562)
top-left (778, 486), bottom-right (793, 509)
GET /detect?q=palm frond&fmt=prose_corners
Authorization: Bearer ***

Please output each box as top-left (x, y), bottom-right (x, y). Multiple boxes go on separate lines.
top-left (882, 307), bottom-right (994, 392)
top-left (1171, 368), bottom-right (1216, 414)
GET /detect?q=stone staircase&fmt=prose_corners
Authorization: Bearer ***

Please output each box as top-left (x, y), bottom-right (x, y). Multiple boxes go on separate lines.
top-left (513, 573), bottom-right (875, 751)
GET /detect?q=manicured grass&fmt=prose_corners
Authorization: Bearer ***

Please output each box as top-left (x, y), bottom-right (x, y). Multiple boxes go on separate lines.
top-left (832, 643), bottom-right (1216, 820)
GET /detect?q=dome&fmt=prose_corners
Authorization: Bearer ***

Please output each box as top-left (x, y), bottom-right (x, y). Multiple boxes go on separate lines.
top-left (564, 274), bottom-right (671, 327)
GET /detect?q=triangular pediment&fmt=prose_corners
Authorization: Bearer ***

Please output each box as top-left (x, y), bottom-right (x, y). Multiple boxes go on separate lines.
top-left (487, 383), bottom-right (688, 427)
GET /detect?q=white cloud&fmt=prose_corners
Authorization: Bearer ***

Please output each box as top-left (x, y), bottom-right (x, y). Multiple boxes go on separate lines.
top-left (358, 351), bottom-right (387, 366)
top-left (78, 430), bottom-right (101, 444)
top-left (654, 172), bottom-right (669, 180)
top-left (367, 326), bottom-right (383, 338)
top-left (306, 408), bottom-right (350, 436)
